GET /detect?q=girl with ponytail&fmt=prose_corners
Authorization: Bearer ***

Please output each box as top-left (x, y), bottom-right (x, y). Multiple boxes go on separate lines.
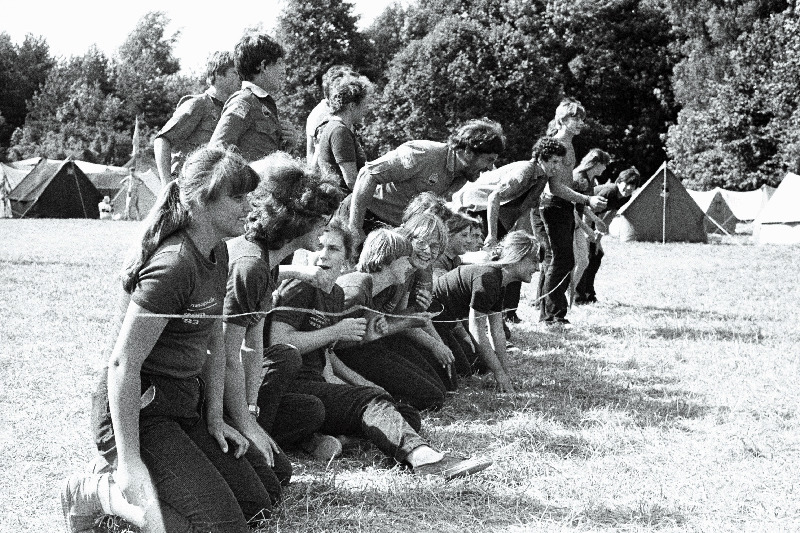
top-left (62, 146), bottom-right (284, 533)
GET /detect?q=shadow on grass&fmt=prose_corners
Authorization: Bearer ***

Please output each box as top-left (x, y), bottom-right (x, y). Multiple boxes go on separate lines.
top-left (607, 300), bottom-right (759, 323)
top-left (584, 323), bottom-right (764, 343)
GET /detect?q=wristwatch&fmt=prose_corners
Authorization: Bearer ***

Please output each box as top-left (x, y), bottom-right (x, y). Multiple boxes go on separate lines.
top-left (248, 404), bottom-right (260, 417)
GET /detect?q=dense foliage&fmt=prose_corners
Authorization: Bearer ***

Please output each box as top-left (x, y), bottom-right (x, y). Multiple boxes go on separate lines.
top-left (2, 1), bottom-right (798, 188)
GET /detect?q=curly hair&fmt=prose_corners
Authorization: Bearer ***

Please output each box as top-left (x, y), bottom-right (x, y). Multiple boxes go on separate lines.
top-left (401, 192), bottom-right (453, 224)
top-left (531, 137), bottom-right (567, 162)
top-left (327, 75), bottom-right (373, 114)
top-left (447, 118), bottom-right (506, 156)
top-left (321, 65), bottom-right (356, 99)
top-left (245, 153), bottom-right (342, 250)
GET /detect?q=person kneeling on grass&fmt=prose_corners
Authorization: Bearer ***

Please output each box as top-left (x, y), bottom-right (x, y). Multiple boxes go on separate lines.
top-left (269, 217), bottom-right (493, 479)
top-left (223, 152), bottom-right (346, 461)
top-left (432, 231), bottom-right (540, 393)
top-left (62, 146), bottom-right (287, 533)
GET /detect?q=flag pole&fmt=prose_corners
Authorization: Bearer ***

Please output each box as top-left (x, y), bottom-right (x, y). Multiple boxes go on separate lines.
top-left (662, 164), bottom-right (667, 244)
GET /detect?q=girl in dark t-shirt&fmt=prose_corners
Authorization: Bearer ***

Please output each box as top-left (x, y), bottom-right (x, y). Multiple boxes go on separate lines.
top-left (433, 231), bottom-right (540, 393)
top-left (63, 147), bottom-right (279, 532)
top-left (315, 75), bottom-right (372, 191)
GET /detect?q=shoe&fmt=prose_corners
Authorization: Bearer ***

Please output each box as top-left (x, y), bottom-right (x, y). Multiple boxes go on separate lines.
top-left (542, 319), bottom-right (572, 330)
top-left (301, 433), bottom-right (342, 462)
top-left (413, 454), bottom-right (493, 480)
top-left (61, 474), bottom-right (105, 533)
top-left (504, 312), bottom-right (522, 324)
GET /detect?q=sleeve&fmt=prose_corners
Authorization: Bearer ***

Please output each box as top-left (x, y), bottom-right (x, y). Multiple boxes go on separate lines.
top-left (132, 251), bottom-right (191, 314)
top-left (271, 280), bottom-right (314, 330)
top-left (469, 269), bottom-right (503, 315)
top-left (156, 96), bottom-right (204, 143)
top-left (367, 143), bottom-right (426, 185)
top-left (210, 96), bottom-right (251, 148)
top-left (329, 125), bottom-right (357, 164)
top-left (495, 169), bottom-right (530, 203)
top-left (224, 257), bottom-right (269, 327)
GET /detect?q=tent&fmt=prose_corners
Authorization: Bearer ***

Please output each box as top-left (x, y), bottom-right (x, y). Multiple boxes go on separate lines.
top-left (718, 184), bottom-right (776, 222)
top-left (9, 158), bottom-right (102, 219)
top-left (75, 160), bottom-right (130, 199)
top-left (111, 169), bottom-right (162, 220)
top-left (687, 188), bottom-right (737, 235)
top-left (610, 162), bottom-right (707, 243)
top-left (753, 173), bottom-right (800, 244)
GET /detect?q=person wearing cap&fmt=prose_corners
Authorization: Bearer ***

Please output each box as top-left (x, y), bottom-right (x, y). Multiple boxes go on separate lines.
top-left (210, 32), bottom-right (297, 162)
top-left (345, 118), bottom-right (506, 245)
top-left (154, 52), bottom-right (239, 185)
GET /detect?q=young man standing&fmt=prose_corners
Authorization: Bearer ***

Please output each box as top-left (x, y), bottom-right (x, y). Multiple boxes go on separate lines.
top-left (346, 118), bottom-right (506, 245)
top-left (575, 167), bottom-right (640, 303)
top-left (210, 32), bottom-right (297, 162)
top-left (154, 52), bottom-right (239, 184)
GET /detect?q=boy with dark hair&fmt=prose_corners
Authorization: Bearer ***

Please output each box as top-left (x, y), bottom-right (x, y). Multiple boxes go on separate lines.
top-left (347, 118), bottom-right (506, 244)
top-left (575, 167), bottom-right (640, 303)
top-left (154, 51), bottom-right (239, 184)
top-left (306, 65), bottom-right (357, 162)
top-left (210, 32), bottom-right (296, 162)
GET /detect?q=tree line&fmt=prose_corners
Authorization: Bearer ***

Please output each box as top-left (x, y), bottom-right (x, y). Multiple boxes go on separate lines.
top-left (1, 0), bottom-right (797, 190)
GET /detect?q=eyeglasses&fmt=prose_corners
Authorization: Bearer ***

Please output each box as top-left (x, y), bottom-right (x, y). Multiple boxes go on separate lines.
top-left (412, 238), bottom-right (441, 255)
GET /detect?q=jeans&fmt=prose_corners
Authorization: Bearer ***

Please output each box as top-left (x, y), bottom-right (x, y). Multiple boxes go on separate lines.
top-left (536, 196), bottom-right (575, 322)
top-left (256, 344), bottom-right (325, 449)
top-left (288, 377), bottom-right (426, 462)
top-left (576, 240), bottom-right (604, 299)
top-left (92, 371), bottom-right (284, 532)
top-left (336, 335), bottom-right (446, 411)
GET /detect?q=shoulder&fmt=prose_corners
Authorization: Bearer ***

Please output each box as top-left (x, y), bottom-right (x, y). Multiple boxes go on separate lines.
top-left (275, 278), bottom-right (315, 304)
top-left (226, 236), bottom-right (266, 264)
top-left (390, 140), bottom-right (446, 170)
top-left (222, 90), bottom-right (255, 118)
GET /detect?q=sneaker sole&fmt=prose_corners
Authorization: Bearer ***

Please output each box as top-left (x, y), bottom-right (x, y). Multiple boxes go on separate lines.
top-left (442, 457), bottom-right (493, 480)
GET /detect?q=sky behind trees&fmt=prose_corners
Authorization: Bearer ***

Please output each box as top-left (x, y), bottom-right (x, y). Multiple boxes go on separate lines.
top-left (1, 0), bottom-right (400, 73)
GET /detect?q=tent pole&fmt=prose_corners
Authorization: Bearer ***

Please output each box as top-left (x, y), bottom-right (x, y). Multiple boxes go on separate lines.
top-left (662, 165), bottom-right (667, 244)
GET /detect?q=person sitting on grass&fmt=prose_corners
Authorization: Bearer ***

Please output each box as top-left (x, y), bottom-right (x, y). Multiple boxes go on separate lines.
top-left (223, 152), bottom-right (345, 461)
top-left (335, 226), bottom-right (449, 411)
top-left (62, 146), bottom-right (286, 533)
top-left (432, 231), bottom-right (540, 393)
top-left (269, 217), bottom-right (493, 480)
top-left (433, 211), bottom-right (478, 281)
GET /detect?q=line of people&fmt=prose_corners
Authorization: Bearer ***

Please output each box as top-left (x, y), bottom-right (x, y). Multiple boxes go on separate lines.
top-left (61, 29), bottom-right (643, 532)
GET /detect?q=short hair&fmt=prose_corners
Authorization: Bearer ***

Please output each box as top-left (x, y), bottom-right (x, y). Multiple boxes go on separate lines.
top-left (447, 118), bottom-right (506, 156)
top-left (447, 211), bottom-right (479, 235)
top-left (531, 137), bottom-right (567, 162)
top-left (402, 192), bottom-right (453, 224)
top-left (574, 148), bottom-right (612, 174)
top-left (324, 216), bottom-right (355, 261)
top-left (327, 75), bottom-right (373, 114)
top-left (235, 32), bottom-right (284, 81)
top-left (206, 51), bottom-right (235, 85)
top-left (322, 65), bottom-right (356, 99)
top-left (245, 152), bottom-right (342, 250)
top-left (547, 97), bottom-right (586, 136)
top-left (494, 231), bottom-right (538, 265)
top-left (357, 228), bottom-right (412, 273)
top-left (616, 167), bottom-right (641, 186)
top-left (397, 212), bottom-right (449, 257)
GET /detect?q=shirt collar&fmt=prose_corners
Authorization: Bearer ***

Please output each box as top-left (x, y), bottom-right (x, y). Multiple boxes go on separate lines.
top-left (241, 81), bottom-right (271, 99)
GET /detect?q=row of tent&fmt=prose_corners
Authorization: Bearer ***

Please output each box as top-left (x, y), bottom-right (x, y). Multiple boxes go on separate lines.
top-left (608, 163), bottom-right (800, 244)
top-left (0, 157), bottom-right (161, 220)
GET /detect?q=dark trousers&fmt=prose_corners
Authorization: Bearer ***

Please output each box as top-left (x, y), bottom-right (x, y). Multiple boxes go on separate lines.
top-left (288, 378), bottom-right (425, 462)
top-left (535, 198), bottom-right (575, 322)
top-left (92, 371), bottom-right (286, 532)
top-left (576, 241), bottom-right (604, 299)
top-left (472, 209), bottom-right (523, 317)
top-left (336, 335), bottom-right (446, 411)
top-left (256, 344), bottom-right (325, 449)
top-left (434, 322), bottom-right (485, 376)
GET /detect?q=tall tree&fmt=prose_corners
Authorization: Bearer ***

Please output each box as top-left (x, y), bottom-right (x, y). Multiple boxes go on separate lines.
top-left (0, 32), bottom-right (54, 149)
top-left (275, 0), bottom-right (376, 132)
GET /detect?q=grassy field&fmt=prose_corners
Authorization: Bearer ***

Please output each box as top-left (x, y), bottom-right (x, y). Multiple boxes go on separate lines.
top-left (1, 219), bottom-right (799, 532)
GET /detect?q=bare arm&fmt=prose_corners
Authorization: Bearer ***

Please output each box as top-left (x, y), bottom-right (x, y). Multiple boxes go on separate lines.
top-left (349, 171), bottom-right (379, 243)
top-left (485, 190), bottom-right (502, 246)
top-left (306, 134), bottom-right (315, 162)
top-left (270, 318), bottom-right (366, 355)
top-left (549, 168), bottom-right (607, 210)
top-left (468, 308), bottom-right (514, 392)
top-left (153, 137), bottom-right (173, 186)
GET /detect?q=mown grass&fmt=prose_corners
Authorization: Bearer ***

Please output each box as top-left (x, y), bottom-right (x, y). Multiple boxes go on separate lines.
top-left (1, 219), bottom-right (798, 532)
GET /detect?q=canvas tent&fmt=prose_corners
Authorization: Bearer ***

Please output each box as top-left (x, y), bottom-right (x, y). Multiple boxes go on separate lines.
top-left (1, 160), bottom-right (38, 191)
top-left (9, 158), bottom-right (102, 218)
top-left (610, 162), bottom-right (707, 243)
top-left (687, 188), bottom-right (737, 235)
top-left (75, 160), bottom-right (130, 199)
top-left (719, 184), bottom-right (776, 222)
top-left (111, 169), bottom-right (161, 220)
top-left (753, 173), bottom-right (800, 244)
